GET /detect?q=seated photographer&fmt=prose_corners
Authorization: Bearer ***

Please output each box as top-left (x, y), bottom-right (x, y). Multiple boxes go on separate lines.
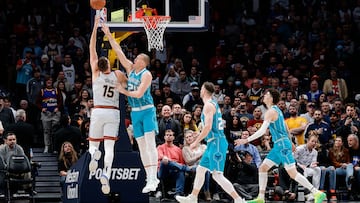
top-left (0, 132), bottom-right (31, 193)
top-left (274, 164), bottom-right (298, 201)
top-left (227, 150), bottom-right (258, 200)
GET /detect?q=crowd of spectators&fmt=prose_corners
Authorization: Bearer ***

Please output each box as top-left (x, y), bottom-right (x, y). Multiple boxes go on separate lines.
top-left (1, 0), bottom-right (360, 201)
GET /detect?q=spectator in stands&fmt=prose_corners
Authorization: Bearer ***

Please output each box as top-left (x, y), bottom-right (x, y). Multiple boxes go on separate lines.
top-left (337, 103), bottom-right (360, 147)
top-left (212, 83), bottom-right (226, 105)
top-left (225, 116), bottom-right (242, 150)
top-left (53, 71), bottom-right (72, 92)
top-left (187, 66), bottom-right (202, 86)
top-left (15, 50), bottom-right (36, 102)
top-left (173, 70), bottom-right (191, 100)
top-left (246, 79), bottom-right (264, 107)
top-left (347, 134), bottom-right (360, 200)
top-left (304, 109), bottom-right (332, 146)
top-left (183, 85), bottom-right (203, 112)
top-left (157, 105), bottom-right (183, 146)
top-left (56, 81), bottom-right (70, 114)
top-left (236, 100), bottom-right (253, 130)
top-left (180, 111), bottom-right (199, 134)
top-left (0, 132), bottom-right (31, 193)
top-left (322, 67), bottom-right (348, 102)
top-left (0, 132), bottom-right (27, 164)
top-left (320, 102), bottom-right (331, 124)
top-left (171, 103), bottom-right (183, 121)
top-left (6, 109), bottom-right (34, 159)
top-left (285, 104), bottom-right (308, 145)
top-left (247, 107), bottom-right (264, 146)
top-left (222, 95), bottom-right (232, 115)
top-left (300, 102), bottom-right (316, 124)
top-left (0, 97), bottom-right (16, 130)
top-left (54, 114), bottom-right (81, 154)
top-left (192, 105), bottom-right (202, 126)
top-left (274, 164), bottom-right (298, 201)
top-left (306, 79), bottom-right (323, 103)
top-left (3, 97), bottom-right (16, 119)
top-left (58, 141), bottom-right (78, 187)
top-left (294, 132), bottom-right (321, 191)
top-left (36, 76), bottom-right (62, 153)
top-left (162, 66), bottom-right (179, 93)
top-left (332, 99), bottom-right (344, 116)
top-left (26, 67), bottom-right (44, 105)
top-left (228, 150), bottom-right (259, 200)
top-left (182, 130), bottom-right (210, 201)
top-left (161, 83), bottom-right (181, 105)
top-left (157, 129), bottom-right (188, 199)
top-left (328, 136), bottom-right (351, 200)
top-left (256, 134), bottom-right (272, 153)
top-left (234, 130), bottom-right (262, 168)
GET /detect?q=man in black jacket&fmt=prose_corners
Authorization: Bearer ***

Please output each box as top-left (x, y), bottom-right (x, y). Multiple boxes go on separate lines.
top-left (54, 114), bottom-right (81, 154)
top-left (157, 105), bottom-right (183, 146)
top-left (227, 150), bottom-right (259, 200)
top-left (6, 109), bottom-right (34, 159)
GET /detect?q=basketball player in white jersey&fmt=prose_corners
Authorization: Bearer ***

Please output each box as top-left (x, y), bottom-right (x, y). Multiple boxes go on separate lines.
top-left (88, 15), bottom-right (127, 194)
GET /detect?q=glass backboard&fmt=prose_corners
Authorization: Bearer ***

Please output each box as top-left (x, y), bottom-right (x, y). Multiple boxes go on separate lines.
top-left (102, 0), bottom-right (209, 32)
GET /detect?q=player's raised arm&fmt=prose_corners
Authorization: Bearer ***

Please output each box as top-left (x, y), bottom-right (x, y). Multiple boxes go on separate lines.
top-left (117, 70), bottom-right (152, 98)
top-left (101, 24), bottom-right (133, 73)
top-left (90, 15), bottom-right (100, 73)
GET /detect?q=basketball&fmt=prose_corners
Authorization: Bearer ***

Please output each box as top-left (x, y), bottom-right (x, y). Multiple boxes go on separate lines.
top-left (90, 0), bottom-right (106, 10)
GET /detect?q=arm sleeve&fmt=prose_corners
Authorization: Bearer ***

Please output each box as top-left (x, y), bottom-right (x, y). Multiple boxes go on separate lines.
top-left (247, 121), bottom-right (270, 143)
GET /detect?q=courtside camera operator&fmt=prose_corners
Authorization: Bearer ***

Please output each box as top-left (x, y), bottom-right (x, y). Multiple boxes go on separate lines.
top-left (226, 150), bottom-right (259, 200)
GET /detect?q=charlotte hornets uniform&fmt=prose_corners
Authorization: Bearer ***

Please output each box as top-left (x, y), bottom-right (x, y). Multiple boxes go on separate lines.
top-left (89, 72), bottom-right (120, 139)
top-left (199, 99), bottom-right (228, 172)
top-left (127, 69), bottom-right (158, 138)
top-left (266, 105), bottom-right (295, 166)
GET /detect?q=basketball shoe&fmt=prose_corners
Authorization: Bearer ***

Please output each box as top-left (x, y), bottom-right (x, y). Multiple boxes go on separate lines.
top-left (89, 149), bottom-right (101, 172)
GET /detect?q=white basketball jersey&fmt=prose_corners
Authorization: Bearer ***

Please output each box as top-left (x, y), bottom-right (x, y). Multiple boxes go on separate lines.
top-left (62, 64), bottom-right (75, 85)
top-left (93, 72), bottom-right (120, 108)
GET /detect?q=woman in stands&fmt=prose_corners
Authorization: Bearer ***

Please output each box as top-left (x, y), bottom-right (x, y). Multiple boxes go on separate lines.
top-left (328, 136), bottom-right (351, 200)
top-left (58, 142), bottom-right (78, 187)
top-left (182, 130), bottom-right (211, 201)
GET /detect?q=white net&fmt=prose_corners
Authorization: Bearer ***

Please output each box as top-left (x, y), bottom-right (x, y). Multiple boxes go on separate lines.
top-left (141, 16), bottom-right (171, 51)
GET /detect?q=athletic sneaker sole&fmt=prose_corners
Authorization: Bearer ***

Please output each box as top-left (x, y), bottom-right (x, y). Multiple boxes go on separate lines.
top-left (100, 174), bottom-right (110, 194)
top-left (89, 150), bottom-right (102, 172)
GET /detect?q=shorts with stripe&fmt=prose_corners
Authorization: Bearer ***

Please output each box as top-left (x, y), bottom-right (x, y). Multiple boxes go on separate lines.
top-left (89, 108), bottom-right (120, 139)
top-left (199, 136), bottom-right (228, 172)
top-left (266, 137), bottom-right (295, 166)
top-left (131, 107), bottom-right (158, 138)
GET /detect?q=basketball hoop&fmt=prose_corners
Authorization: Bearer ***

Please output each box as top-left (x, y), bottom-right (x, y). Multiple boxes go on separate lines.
top-left (140, 16), bottom-right (171, 51)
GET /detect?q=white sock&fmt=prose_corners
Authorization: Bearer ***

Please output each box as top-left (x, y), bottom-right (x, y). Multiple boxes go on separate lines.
top-left (103, 140), bottom-right (115, 177)
top-left (136, 137), bottom-right (150, 178)
top-left (258, 172), bottom-right (267, 199)
top-left (212, 172), bottom-right (238, 197)
top-left (145, 131), bottom-right (158, 179)
top-left (193, 167), bottom-right (206, 191)
top-left (295, 173), bottom-right (317, 194)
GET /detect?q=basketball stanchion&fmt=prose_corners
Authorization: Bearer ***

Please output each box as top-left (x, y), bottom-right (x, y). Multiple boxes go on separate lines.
top-left (140, 16), bottom-right (171, 51)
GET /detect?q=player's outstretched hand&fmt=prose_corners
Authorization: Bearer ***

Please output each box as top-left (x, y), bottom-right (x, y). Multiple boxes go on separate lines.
top-left (234, 138), bottom-right (247, 146)
top-left (116, 83), bottom-right (126, 94)
top-left (101, 23), bottom-right (110, 35)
